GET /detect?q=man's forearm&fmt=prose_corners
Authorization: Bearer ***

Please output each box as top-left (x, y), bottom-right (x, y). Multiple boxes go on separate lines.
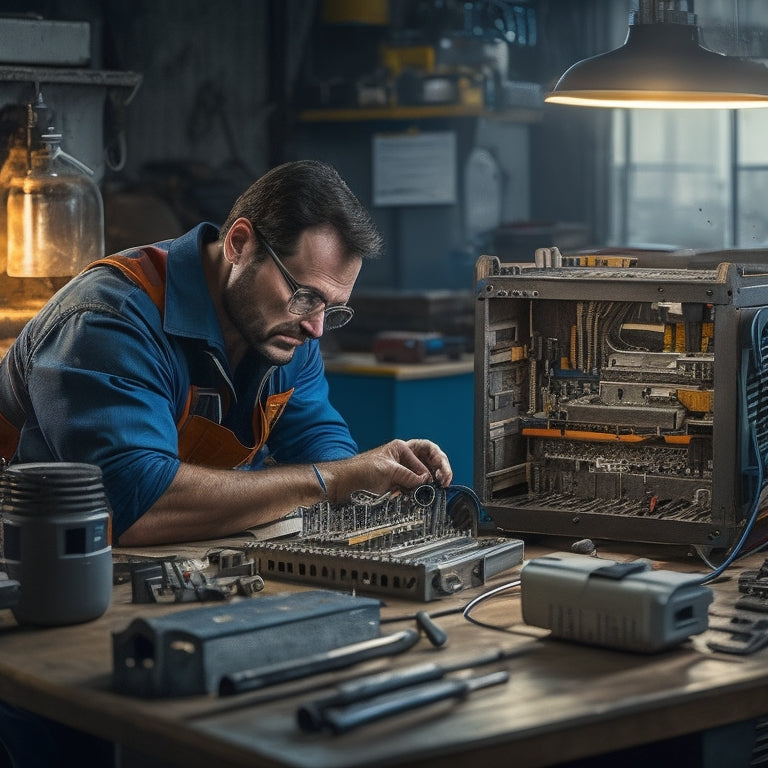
top-left (117, 462), bottom-right (324, 546)
top-left (116, 438), bottom-right (451, 547)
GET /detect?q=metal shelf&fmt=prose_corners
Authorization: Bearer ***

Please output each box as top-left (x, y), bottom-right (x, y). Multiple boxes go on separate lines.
top-left (298, 104), bottom-right (541, 123)
top-left (0, 66), bottom-right (142, 100)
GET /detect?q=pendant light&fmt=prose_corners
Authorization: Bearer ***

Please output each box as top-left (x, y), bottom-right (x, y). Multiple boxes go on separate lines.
top-left (545, 0), bottom-right (768, 109)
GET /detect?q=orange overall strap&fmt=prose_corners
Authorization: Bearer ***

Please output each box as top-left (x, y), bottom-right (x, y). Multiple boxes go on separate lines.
top-left (0, 410), bottom-right (20, 462)
top-left (90, 251), bottom-right (295, 468)
top-left (260, 389), bottom-right (294, 438)
top-left (178, 415), bottom-right (259, 468)
top-left (178, 388), bottom-right (294, 468)
top-left (0, 252), bottom-right (168, 462)
top-left (86, 250), bottom-right (168, 313)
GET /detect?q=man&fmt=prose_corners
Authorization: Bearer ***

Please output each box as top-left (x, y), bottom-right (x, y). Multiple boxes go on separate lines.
top-left (0, 160), bottom-right (452, 546)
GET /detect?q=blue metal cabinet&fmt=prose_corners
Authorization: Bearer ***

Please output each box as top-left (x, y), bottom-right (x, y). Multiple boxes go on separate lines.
top-left (324, 354), bottom-right (474, 486)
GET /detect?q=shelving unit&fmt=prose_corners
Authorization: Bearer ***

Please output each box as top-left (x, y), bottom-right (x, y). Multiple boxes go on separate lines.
top-left (298, 104), bottom-right (542, 123)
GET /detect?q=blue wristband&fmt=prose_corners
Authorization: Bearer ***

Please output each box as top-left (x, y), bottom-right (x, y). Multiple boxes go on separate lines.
top-left (311, 464), bottom-right (328, 500)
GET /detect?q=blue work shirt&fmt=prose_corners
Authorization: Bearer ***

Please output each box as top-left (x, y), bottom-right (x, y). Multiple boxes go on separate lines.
top-left (0, 223), bottom-right (357, 539)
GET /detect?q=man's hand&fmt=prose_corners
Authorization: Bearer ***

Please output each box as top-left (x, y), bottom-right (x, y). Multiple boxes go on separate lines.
top-left (119, 439), bottom-right (453, 546)
top-left (318, 438), bottom-right (453, 504)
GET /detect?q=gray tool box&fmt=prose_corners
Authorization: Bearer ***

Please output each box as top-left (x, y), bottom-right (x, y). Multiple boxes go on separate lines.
top-left (112, 589), bottom-right (381, 697)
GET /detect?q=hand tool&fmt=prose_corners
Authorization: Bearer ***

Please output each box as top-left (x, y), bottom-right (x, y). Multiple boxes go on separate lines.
top-left (297, 645), bottom-right (529, 732)
top-left (707, 613), bottom-right (768, 655)
top-left (318, 669), bottom-right (509, 735)
top-left (415, 611), bottom-right (448, 647)
top-left (219, 628), bottom-right (419, 696)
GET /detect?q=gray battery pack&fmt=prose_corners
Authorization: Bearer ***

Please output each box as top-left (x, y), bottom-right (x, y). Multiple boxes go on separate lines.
top-left (520, 554), bottom-right (712, 652)
top-left (112, 589), bottom-right (381, 697)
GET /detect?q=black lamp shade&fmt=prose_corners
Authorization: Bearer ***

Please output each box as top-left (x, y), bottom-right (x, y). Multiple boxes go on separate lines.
top-left (546, 21), bottom-right (768, 108)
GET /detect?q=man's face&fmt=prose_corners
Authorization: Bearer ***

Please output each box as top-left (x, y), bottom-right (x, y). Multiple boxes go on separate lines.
top-left (221, 225), bottom-right (361, 365)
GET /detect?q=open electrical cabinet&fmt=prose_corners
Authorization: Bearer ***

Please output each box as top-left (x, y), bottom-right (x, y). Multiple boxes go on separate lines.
top-left (474, 249), bottom-right (768, 561)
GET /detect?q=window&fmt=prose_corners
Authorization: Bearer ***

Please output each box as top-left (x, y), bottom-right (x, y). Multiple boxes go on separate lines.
top-left (610, 109), bottom-right (733, 250)
top-left (611, 109), bottom-right (768, 251)
top-left (736, 109), bottom-right (768, 247)
top-left (607, 1), bottom-right (768, 251)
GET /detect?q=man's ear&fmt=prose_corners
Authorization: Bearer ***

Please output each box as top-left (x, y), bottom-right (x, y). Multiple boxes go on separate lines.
top-left (224, 218), bottom-right (254, 265)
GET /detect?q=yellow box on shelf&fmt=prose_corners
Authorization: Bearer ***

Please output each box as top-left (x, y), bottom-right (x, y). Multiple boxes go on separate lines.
top-left (323, 0), bottom-right (388, 25)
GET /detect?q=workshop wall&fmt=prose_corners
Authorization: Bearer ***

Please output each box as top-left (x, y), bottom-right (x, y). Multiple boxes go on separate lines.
top-left (288, 0), bottom-right (547, 292)
top-left (0, 0), bottom-right (623, 301)
top-left (0, 0), bottom-right (281, 328)
top-left (97, 0), bottom-right (276, 244)
top-left (92, 0), bottom-right (620, 293)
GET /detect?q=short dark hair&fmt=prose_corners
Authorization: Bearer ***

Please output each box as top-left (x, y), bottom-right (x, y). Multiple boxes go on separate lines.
top-left (219, 160), bottom-right (383, 262)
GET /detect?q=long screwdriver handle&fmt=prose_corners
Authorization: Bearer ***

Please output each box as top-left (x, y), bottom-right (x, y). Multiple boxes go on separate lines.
top-left (298, 662), bottom-right (444, 731)
top-left (219, 628), bottom-right (419, 696)
top-left (298, 645), bottom-right (530, 731)
top-left (416, 611), bottom-right (448, 647)
top-left (321, 670), bottom-right (510, 735)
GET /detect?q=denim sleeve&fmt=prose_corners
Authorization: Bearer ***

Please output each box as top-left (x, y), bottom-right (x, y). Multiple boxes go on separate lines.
top-left (265, 341), bottom-right (358, 464)
top-left (18, 296), bottom-right (184, 539)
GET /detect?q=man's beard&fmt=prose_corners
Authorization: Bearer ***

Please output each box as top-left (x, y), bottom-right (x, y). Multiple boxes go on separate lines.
top-left (222, 289), bottom-right (307, 365)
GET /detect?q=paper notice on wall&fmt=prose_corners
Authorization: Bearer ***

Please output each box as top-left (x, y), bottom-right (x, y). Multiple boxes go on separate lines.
top-left (372, 131), bottom-right (457, 206)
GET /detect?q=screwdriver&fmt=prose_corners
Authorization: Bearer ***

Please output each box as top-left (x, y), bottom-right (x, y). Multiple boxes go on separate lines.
top-left (318, 670), bottom-right (510, 735)
top-left (297, 645), bottom-right (529, 732)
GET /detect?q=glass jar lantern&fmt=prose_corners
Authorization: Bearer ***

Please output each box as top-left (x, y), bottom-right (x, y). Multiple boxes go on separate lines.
top-left (6, 131), bottom-right (104, 278)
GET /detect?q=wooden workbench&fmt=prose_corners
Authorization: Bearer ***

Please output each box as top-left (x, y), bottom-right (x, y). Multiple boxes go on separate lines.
top-left (0, 537), bottom-right (767, 767)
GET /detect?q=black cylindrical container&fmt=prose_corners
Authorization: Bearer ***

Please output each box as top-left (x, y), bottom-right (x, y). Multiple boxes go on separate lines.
top-left (1, 462), bottom-right (112, 626)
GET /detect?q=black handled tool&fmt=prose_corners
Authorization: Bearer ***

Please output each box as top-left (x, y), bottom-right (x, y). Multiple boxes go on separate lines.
top-left (415, 611), bottom-right (448, 647)
top-left (297, 645), bottom-right (529, 732)
top-left (219, 628), bottom-right (419, 696)
top-left (319, 669), bottom-right (510, 735)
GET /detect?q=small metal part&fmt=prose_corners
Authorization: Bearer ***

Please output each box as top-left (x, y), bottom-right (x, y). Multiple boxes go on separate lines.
top-left (738, 558), bottom-right (768, 599)
top-left (215, 548), bottom-right (257, 577)
top-left (234, 574), bottom-right (265, 595)
top-left (211, 574), bottom-right (265, 596)
top-left (433, 571), bottom-right (464, 596)
top-left (349, 489), bottom-right (393, 505)
top-left (570, 538), bottom-right (597, 556)
top-left (127, 556), bottom-right (263, 604)
top-left (412, 483), bottom-right (436, 507)
top-left (707, 614), bottom-right (768, 655)
top-left (415, 611), bottom-right (448, 647)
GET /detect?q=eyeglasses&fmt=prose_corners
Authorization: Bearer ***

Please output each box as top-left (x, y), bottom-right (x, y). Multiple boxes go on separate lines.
top-left (253, 226), bottom-right (354, 330)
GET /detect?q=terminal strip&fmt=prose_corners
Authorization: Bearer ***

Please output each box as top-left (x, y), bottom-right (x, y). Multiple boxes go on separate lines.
top-left (244, 485), bottom-right (524, 601)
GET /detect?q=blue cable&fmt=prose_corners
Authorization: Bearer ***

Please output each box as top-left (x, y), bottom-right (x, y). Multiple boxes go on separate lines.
top-left (700, 444), bottom-right (762, 584)
top-left (700, 310), bottom-right (767, 584)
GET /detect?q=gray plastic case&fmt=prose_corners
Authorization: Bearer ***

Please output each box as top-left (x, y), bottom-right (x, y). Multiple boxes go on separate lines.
top-left (520, 553), bottom-right (712, 652)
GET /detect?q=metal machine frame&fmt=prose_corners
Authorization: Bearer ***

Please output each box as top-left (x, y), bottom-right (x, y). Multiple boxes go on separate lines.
top-left (474, 251), bottom-right (768, 558)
